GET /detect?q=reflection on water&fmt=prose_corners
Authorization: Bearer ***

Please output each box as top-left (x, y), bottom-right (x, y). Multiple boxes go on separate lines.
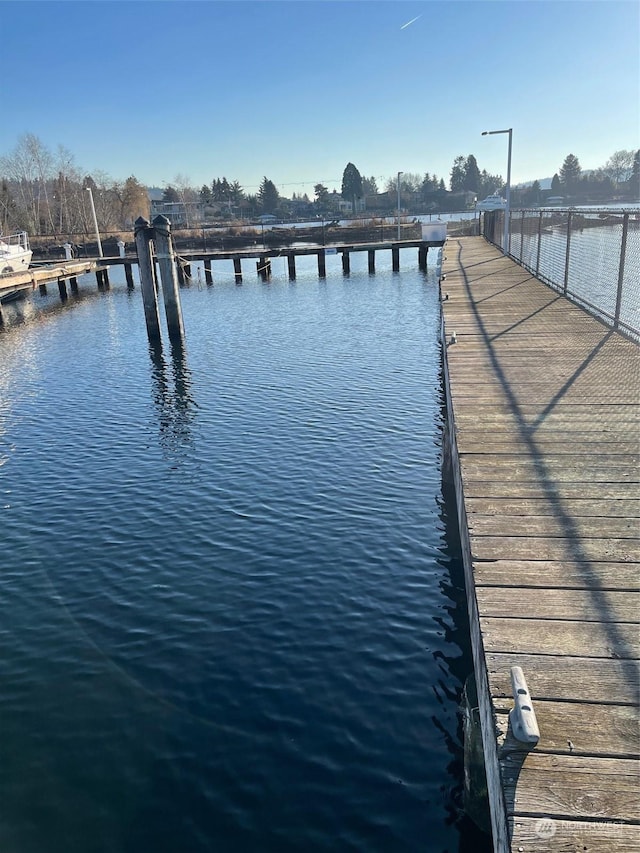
top-left (148, 337), bottom-right (197, 459)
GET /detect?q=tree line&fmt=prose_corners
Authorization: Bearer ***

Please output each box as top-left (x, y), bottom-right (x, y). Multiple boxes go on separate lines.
top-left (1, 133), bottom-right (638, 238)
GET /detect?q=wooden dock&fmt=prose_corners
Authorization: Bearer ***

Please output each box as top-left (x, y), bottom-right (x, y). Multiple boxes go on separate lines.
top-left (0, 259), bottom-right (109, 323)
top-left (100, 237), bottom-right (445, 283)
top-left (440, 237), bottom-right (639, 852)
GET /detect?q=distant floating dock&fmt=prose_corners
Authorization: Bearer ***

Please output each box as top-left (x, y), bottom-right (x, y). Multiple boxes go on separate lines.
top-left (441, 236), bottom-right (639, 852)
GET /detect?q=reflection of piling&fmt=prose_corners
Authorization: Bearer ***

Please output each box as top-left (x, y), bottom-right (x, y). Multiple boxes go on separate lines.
top-left (153, 215), bottom-right (185, 340)
top-left (135, 217), bottom-right (161, 343)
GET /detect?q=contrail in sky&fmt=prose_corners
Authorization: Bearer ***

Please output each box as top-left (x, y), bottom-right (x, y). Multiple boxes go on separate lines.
top-left (400, 14), bottom-right (422, 29)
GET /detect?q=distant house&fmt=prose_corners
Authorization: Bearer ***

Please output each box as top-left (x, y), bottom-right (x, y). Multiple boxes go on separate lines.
top-left (149, 198), bottom-right (204, 227)
top-left (337, 198), bottom-right (366, 214)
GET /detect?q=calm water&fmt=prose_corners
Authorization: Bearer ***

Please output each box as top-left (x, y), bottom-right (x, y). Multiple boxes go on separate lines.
top-left (0, 251), bottom-right (486, 852)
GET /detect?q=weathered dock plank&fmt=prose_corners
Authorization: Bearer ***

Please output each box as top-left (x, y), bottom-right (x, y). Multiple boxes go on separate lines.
top-left (474, 559), bottom-right (640, 591)
top-left (441, 236), bottom-right (640, 852)
top-left (486, 653), bottom-right (639, 704)
top-left (511, 817), bottom-right (639, 853)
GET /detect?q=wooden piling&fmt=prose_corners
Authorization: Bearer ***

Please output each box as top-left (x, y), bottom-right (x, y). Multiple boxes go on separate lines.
top-left (368, 249), bottom-right (375, 274)
top-left (233, 257), bottom-right (243, 283)
top-left (58, 278), bottom-right (68, 300)
top-left (257, 257), bottom-right (271, 280)
top-left (69, 277), bottom-right (78, 293)
top-left (204, 260), bottom-right (213, 285)
top-left (287, 253), bottom-right (296, 279)
top-left (342, 251), bottom-right (350, 275)
top-left (134, 216), bottom-right (161, 343)
top-left (317, 249), bottom-right (326, 278)
top-left (152, 215), bottom-right (185, 340)
top-left (125, 263), bottom-right (135, 289)
top-left (392, 246), bottom-right (400, 272)
top-left (176, 259), bottom-right (185, 286)
top-left (39, 284), bottom-right (47, 295)
top-left (418, 245), bottom-right (428, 271)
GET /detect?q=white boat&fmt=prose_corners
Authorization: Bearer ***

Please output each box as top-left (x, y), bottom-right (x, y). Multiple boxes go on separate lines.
top-left (476, 193), bottom-right (507, 212)
top-left (0, 231), bottom-right (33, 275)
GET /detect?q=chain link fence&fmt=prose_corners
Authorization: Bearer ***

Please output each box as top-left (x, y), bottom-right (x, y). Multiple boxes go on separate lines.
top-left (483, 209), bottom-right (640, 341)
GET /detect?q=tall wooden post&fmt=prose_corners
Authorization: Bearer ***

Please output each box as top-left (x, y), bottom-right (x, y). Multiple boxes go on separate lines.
top-left (204, 259), bottom-right (213, 285)
top-left (125, 263), bottom-right (135, 288)
top-left (368, 249), bottom-right (375, 274)
top-left (287, 253), bottom-right (296, 279)
top-left (317, 249), bottom-right (326, 278)
top-left (392, 245), bottom-right (400, 272)
top-left (134, 216), bottom-right (161, 343)
top-left (233, 257), bottom-right (243, 283)
top-left (418, 246), bottom-right (428, 271)
top-left (153, 215), bottom-right (185, 340)
top-left (342, 251), bottom-right (350, 275)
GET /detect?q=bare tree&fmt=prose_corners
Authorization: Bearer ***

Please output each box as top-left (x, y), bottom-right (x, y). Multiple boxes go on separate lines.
top-left (603, 150), bottom-right (635, 186)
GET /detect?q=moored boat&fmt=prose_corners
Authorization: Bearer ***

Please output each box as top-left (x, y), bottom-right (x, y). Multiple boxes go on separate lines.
top-left (0, 231), bottom-right (33, 275)
top-left (476, 192), bottom-right (507, 211)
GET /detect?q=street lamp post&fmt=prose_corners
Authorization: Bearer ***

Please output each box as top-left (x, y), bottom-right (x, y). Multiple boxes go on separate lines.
top-left (86, 186), bottom-right (104, 258)
top-left (481, 128), bottom-right (512, 253)
top-left (397, 171), bottom-right (403, 240)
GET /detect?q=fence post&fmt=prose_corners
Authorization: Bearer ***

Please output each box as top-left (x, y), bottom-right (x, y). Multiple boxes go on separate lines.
top-left (134, 217), bottom-right (161, 343)
top-left (614, 213), bottom-right (629, 329)
top-left (563, 211), bottom-right (573, 295)
top-left (153, 215), bottom-right (185, 340)
top-left (520, 210), bottom-right (525, 263)
top-left (535, 211), bottom-right (543, 277)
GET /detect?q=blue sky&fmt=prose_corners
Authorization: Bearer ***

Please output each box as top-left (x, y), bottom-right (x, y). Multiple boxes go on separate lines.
top-left (2, 0), bottom-right (638, 194)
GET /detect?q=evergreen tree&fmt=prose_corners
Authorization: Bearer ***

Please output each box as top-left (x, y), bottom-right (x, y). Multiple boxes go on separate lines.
top-left (341, 162), bottom-right (363, 213)
top-left (463, 155), bottom-right (481, 193)
top-left (258, 177), bottom-right (279, 213)
top-left (559, 154), bottom-right (582, 191)
top-left (551, 173), bottom-right (561, 194)
top-left (163, 186), bottom-right (179, 203)
top-left (450, 156), bottom-right (465, 192)
top-left (361, 175), bottom-right (378, 196)
top-left (314, 183), bottom-right (329, 206)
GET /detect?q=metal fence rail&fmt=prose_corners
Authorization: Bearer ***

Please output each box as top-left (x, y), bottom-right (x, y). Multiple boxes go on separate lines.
top-left (483, 209), bottom-right (640, 340)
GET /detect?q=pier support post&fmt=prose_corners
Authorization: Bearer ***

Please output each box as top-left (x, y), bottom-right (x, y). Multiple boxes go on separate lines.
top-left (204, 260), bottom-right (213, 285)
top-left (317, 250), bottom-right (326, 278)
top-left (418, 245), bottom-right (428, 271)
top-left (176, 259), bottom-right (185, 286)
top-left (58, 278), bottom-right (68, 300)
top-left (368, 249), bottom-right (375, 274)
top-left (287, 253), bottom-right (296, 279)
top-left (69, 277), bottom-right (79, 293)
top-left (233, 257), bottom-right (243, 283)
top-left (39, 284), bottom-right (47, 295)
top-left (257, 257), bottom-right (271, 280)
top-left (342, 251), bottom-right (350, 275)
top-left (125, 263), bottom-right (135, 289)
top-left (134, 216), bottom-right (162, 343)
top-left (392, 245), bottom-right (400, 272)
top-left (153, 215), bottom-right (185, 340)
